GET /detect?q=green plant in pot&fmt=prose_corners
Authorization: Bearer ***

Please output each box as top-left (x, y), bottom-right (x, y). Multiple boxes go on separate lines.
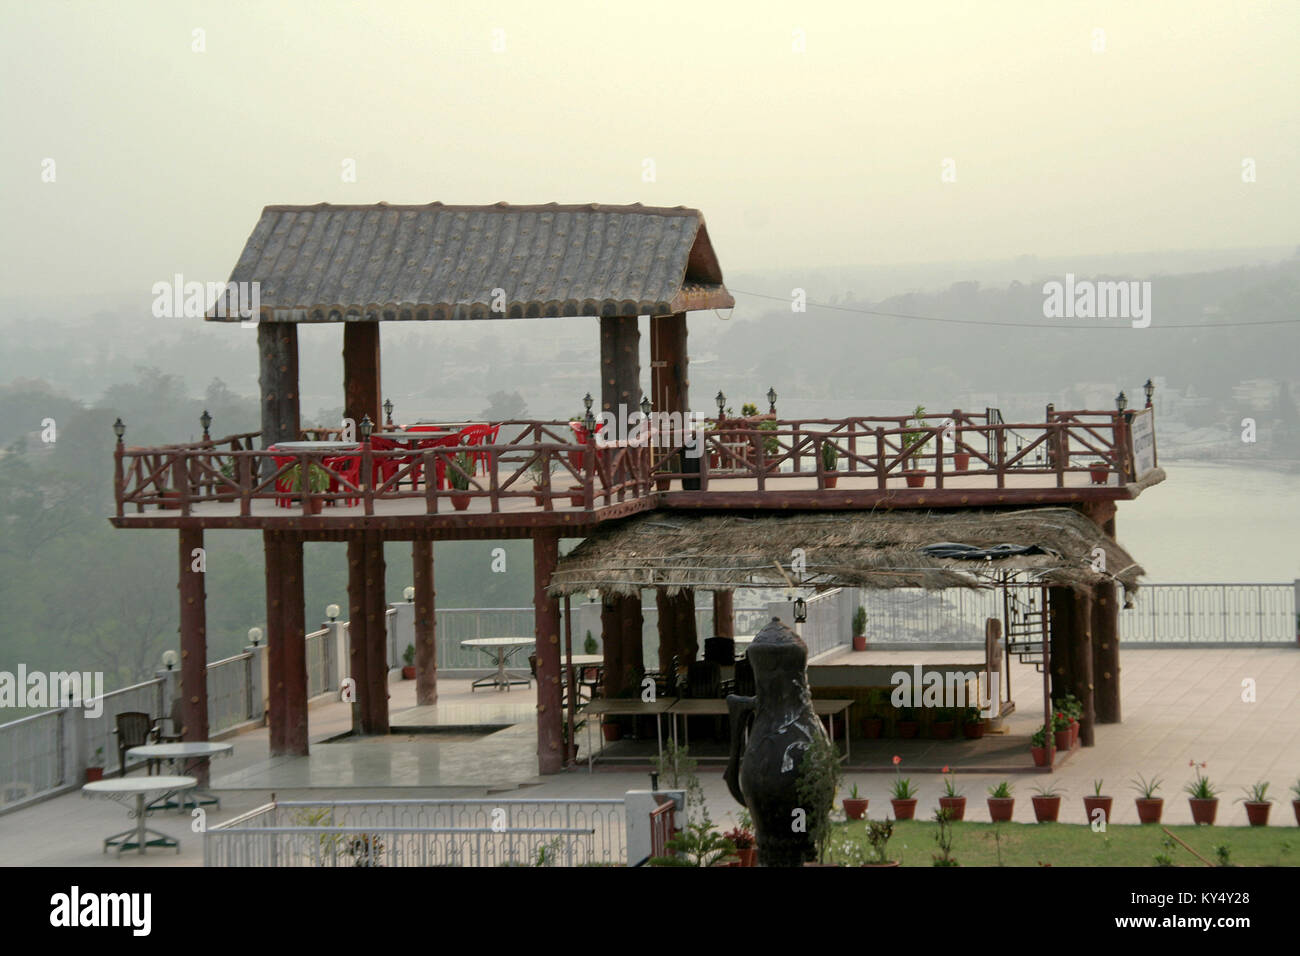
top-left (843, 781), bottom-right (868, 821)
top-left (1184, 760), bottom-right (1219, 825)
top-left (889, 754), bottom-right (918, 819)
top-left (86, 746), bottom-right (105, 782)
top-left (285, 461), bottom-right (332, 512)
top-left (895, 705), bottom-right (919, 739)
top-left (447, 451), bottom-right (474, 510)
top-left (900, 404), bottom-right (930, 487)
top-left (930, 706), bottom-right (955, 739)
top-left (961, 705), bottom-right (984, 739)
top-left (860, 688), bottom-right (886, 738)
top-left (852, 606), bottom-right (868, 651)
top-left (528, 458), bottom-right (553, 505)
top-left (1031, 782), bottom-right (1064, 823)
top-left (1130, 773), bottom-right (1164, 824)
top-left (583, 630), bottom-right (598, 655)
top-left (401, 643), bottom-right (416, 680)
top-left (1030, 722), bottom-right (1054, 767)
top-left (756, 419), bottom-right (780, 468)
top-left (821, 439), bottom-right (839, 488)
top-left (939, 766), bottom-right (966, 819)
top-left (1237, 780), bottom-right (1272, 827)
top-left (987, 780), bottom-right (1015, 822)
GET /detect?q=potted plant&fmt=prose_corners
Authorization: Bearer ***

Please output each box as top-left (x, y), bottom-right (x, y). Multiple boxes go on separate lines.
top-left (860, 688), bottom-right (886, 738)
top-left (987, 781), bottom-right (1014, 822)
top-left (843, 781), bottom-right (869, 821)
top-left (1052, 710), bottom-right (1073, 752)
top-left (1131, 773), bottom-right (1164, 824)
top-left (939, 766), bottom-right (966, 820)
top-left (931, 706), bottom-right (955, 740)
top-left (1089, 459), bottom-right (1110, 484)
top-left (528, 459), bottom-right (552, 505)
top-left (889, 755), bottom-right (918, 820)
top-left (85, 747), bottom-right (105, 783)
top-left (1031, 783), bottom-right (1064, 823)
top-left (1237, 780), bottom-right (1271, 827)
top-left (961, 705), bottom-right (984, 739)
top-left (448, 451), bottom-right (474, 510)
top-left (285, 461), bottom-right (331, 513)
top-left (1292, 778), bottom-right (1300, 826)
top-left (1030, 724), bottom-right (1055, 767)
top-left (901, 405), bottom-right (930, 487)
top-left (1184, 761), bottom-right (1219, 825)
top-left (821, 440), bottom-right (839, 489)
top-left (648, 820), bottom-right (737, 867)
top-left (157, 486), bottom-right (183, 509)
top-left (1084, 779), bottom-right (1112, 825)
top-left (852, 606), bottom-right (868, 652)
top-left (583, 630), bottom-right (598, 655)
top-left (398, 643), bottom-right (415, 680)
top-left (723, 826), bottom-right (757, 866)
top-left (895, 705), bottom-right (919, 739)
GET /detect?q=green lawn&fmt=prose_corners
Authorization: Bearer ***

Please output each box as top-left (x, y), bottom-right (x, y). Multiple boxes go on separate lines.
top-left (831, 818), bottom-right (1300, 867)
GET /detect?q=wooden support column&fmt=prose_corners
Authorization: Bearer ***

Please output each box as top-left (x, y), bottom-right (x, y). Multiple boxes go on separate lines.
top-left (362, 531), bottom-right (389, 734)
top-left (258, 323), bottom-right (300, 467)
top-left (650, 313), bottom-right (689, 418)
top-left (656, 588), bottom-right (698, 674)
top-left (620, 593), bottom-right (644, 687)
top-left (533, 531), bottom-right (563, 775)
top-left (178, 528), bottom-right (209, 781)
top-left (263, 532), bottom-right (284, 753)
top-left (343, 322), bottom-right (382, 429)
top-left (713, 590), bottom-right (735, 639)
top-left (1070, 588), bottom-right (1097, 746)
top-left (1047, 586), bottom-right (1075, 702)
top-left (1092, 580), bottom-right (1121, 724)
top-left (346, 537), bottom-right (370, 735)
top-left (412, 540), bottom-right (437, 706)
top-left (280, 534), bottom-right (309, 755)
top-left (600, 316), bottom-right (641, 418)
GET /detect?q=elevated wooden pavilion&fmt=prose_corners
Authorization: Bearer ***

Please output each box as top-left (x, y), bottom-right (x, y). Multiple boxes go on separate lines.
top-left (110, 201), bottom-right (1161, 774)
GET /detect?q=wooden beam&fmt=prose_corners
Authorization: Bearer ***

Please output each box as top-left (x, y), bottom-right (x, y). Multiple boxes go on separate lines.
top-left (599, 316), bottom-right (641, 416)
top-left (178, 528), bottom-right (209, 780)
top-left (343, 322), bottom-right (382, 428)
top-left (412, 540), bottom-right (437, 705)
top-left (601, 597), bottom-right (624, 699)
top-left (363, 531), bottom-right (389, 734)
top-left (656, 588), bottom-right (698, 675)
top-left (712, 589), bottom-right (734, 639)
top-left (263, 531), bottom-right (286, 754)
top-left (1048, 586), bottom-right (1074, 701)
top-left (258, 323), bottom-right (300, 451)
top-left (1092, 579), bottom-right (1121, 723)
top-left (620, 592), bottom-right (644, 689)
top-left (279, 533), bottom-right (309, 755)
top-left (346, 537), bottom-right (370, 735)
top-left (533, 531), bottom-right (563, 774)
top-left (1071, 588), bottom-right (1096, 746)
top-left (650, 312), bottom-right (689, 417)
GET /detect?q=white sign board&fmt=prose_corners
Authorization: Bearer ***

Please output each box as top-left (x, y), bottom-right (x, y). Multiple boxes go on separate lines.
top-left (1129, 408), bottom-right (1156, 476)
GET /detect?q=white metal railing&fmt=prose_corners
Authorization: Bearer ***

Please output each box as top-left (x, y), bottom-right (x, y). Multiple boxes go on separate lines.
top-left (204, 798), bottom-right (626, 867)
top-left (799, 588), bottom-right (855, 659)
top-left (305, 628), bottom-right (331, 698)
top-left (207, 654), bottom-right (255, 735)
top-left (0, 710), bottom-right (67, 807)
top-left (86, 679), bottom-right (165, 774)
top-left (1122, 583), bottom-right (1296, 644)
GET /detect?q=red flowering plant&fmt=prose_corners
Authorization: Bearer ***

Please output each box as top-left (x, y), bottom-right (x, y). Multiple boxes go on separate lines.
top-left (723, 826), bottom-right (755, 850)
top-left (1051, 711), bottom-right (1072, 732)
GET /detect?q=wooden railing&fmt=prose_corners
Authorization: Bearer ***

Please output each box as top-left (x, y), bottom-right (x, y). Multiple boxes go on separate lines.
top-left (112, 411), bottom-right (1142, 516)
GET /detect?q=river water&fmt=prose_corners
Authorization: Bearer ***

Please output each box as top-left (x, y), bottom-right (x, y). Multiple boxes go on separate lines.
top-left (1119, 461), bottom-right (1299, 583)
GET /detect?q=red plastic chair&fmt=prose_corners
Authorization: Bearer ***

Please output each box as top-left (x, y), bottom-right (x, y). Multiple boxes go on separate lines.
top-left (457, 424), bottom-right (501, 476)
top-left (271, 452), bottom-right (296, 508)
top-left (369, 436), bottom-right (407, 490)
top-left (324, 455), bottom-right (361, 506)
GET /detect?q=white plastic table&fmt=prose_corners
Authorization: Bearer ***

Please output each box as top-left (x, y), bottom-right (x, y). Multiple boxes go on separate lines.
top-left (462, 637), bottom-right (535, 691)
top-left (82, 776), bottom-right (197, 856)
top-left (127, 741), bottom-right (233, 810)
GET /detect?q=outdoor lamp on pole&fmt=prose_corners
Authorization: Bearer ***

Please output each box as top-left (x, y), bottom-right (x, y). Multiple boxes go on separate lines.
top-left (113, 418), bottom-right (125, 443)
top-left (161, 649), bottom-right (178, 671)
top-left (1143, 379), bottom-right (1154, 407)
top-left (1115, 391), bottom-right (1128, 413)
top-left (403, 585), bottom-right (414, 603)
top-left (200, 409), bottom-right (212, 440)
top-left (767, 386), bottom-right (777, 414)
top-left (383, 398), bottom-right (394, 427)
top-left (326, 604), bottom-right (340, 622)
top-left (359, 414), bottom-right (373, 443)
top-left (248, 626), bottom-right (262, 647)
top-left (583, 392), bottom-right (594, 414)
top-left (793, 596), bottom-right (807, 623)
top-left (715, 391), bottom-right (726, 417)
top-left (640, 395), bottom-right (651, 418)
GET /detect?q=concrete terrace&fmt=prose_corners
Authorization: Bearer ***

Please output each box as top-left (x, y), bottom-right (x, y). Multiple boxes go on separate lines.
top-left (4, 646), bottom-right (1298, 866)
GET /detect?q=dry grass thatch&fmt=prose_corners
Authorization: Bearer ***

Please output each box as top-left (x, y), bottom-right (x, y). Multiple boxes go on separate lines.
top-left (548, 507), bottom-right (1143, 598)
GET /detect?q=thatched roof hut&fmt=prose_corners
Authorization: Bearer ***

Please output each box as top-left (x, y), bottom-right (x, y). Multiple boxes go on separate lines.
top-left (549, 507), bottom-right (1143, 598)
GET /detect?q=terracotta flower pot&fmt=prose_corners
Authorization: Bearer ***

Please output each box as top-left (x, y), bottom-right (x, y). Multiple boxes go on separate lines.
top-left (987, 797), bottom-right (1014, 822)
top-left (953, 453), bottom-right (970, 471)
top-left (569, 489), bottom-right (586, 507)
top-left (852, 635), bottom-right (867, 652)
top-left (824, 475), bottom-right (839, 489)
top-left (1032, 796), bottom-right (1061, 823)
top-left (304, 496), bottom-right (323, 515)
top-left (938, 796), bottom-right (966, 820)
top-left (1030, 745), bottom-right (1055, 767)
top-left (1135, 797), bottom-right (1164, 824)
top-left (931, 721), bottom-right (955, 740)
top-left (601, 722), bottom-right (622, 742)
top-left (1243, 802), bottom-right (1271, 827)
top-left (85, 767), bottom-right (104, 783)
top-left (532, 491), bottom-right (545, 506)
top-left (897, 721), bottom-right (920, 739)
top-left (843, 798), bottom-right (869, 821)
top-left (861, 718), bottom-right (883, 739)
top-left (1090, 466), bottom-right (1108, 484)
top-left (401, 665), bottom-right (416, 680)
top-left (1054, 729), bottom-right (1072, 752)
top-left (904, 471), bottom-right (925, 488)
top-left (655, 478), bottom-right (670, 492)
top-left (450, 493), bottom-right (471, 511)
top-left (962, 721), bottom-right (984, 739)
top-left (1083, 795), bottom-right (1113, 824)
top-left (1188, 797), bottom-right (1218, 825)
top-left (890, 798), bottom-right (917, 821)
top-left (737, 848), bottom-right (757, 867)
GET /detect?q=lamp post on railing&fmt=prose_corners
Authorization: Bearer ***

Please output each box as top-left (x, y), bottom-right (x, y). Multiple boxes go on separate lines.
top-left (1143, 378), bottom-right (1154, 408)
top-left (200, 410), bottom-right (212, 442)
top-left (383, 399), bottom-right (394, 427)
top-left (767, 387), bottom-right (777, 415)
top-left (113, 419), bottom-right (126, 518)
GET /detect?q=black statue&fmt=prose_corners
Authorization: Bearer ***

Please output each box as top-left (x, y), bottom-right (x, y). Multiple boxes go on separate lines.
top-left (725, 616), bottom-right (830, 866)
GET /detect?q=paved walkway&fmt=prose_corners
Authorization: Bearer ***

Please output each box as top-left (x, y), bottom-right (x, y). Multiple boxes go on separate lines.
top-left (4, 646), bottom-right (1297, 865)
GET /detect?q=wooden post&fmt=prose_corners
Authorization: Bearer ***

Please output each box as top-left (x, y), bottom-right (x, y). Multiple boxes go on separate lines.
top-left (263, 532), bottom-right (286, 754)
top-left (649, 313), bottom-right (689, 417)
top-left (1071, 588), bottom-right (1096, 746)
top-left (533, 531), bottom-right (563, 775)
top-left (713, 590), bottom-right (735, 639)
top-left (601, 597), bottom-right (625, 698)
top-left (1040, 585), bottom-right (1053, 771)
top-left (178, 528), bottom-right (209, 781)
top-left (620, 592), bottom-right (644, 689)
top-left (346, 537), bottom-right (370, 736)
top-left (258, 323), bottom-right (300, 449)
top-left (564, 596), bottom-right (576, 766)
top-left (1048, 586), bottom-right (1075, 701)
top-left (656, 588), bottom-right (698, 675)
top-left (343, 322), bottom-right (382, 429)
top-left (600, 315), bottom-right (641, 419)
top-left (363, 531), bottom-right (389, 734)
top-left (280, 533), bottom-right (309, 755)
top-left (1092, 580), bottom-right (1121, 724)
top-left (412, 539), bottom-right (437, 706)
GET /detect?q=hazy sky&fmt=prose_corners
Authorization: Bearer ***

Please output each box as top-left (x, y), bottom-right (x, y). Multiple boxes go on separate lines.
top-left (2, 0), bottom-right (1296, 299)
